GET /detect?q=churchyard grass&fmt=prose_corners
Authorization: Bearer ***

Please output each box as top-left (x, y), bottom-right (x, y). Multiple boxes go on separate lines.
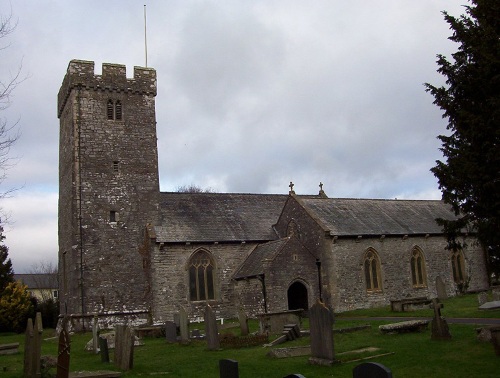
top-left (0, 294), bottom-right (498, 377)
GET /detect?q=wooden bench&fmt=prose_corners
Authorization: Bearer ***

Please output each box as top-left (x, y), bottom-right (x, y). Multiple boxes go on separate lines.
top-left (0, 343), bottom-right (19, 355)
top-left (390, 297), bottom-right (431, 312)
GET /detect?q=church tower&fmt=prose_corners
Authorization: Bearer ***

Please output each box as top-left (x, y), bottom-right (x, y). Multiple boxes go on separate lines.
top-left (57, 60), bottom-right (159, 323)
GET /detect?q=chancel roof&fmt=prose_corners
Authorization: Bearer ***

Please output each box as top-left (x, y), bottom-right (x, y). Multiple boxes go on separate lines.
top-left (298, 198), bottom-right (456, 236)
top-left (155, 192), bottom-right (287, 243)
top-left (233, 238), bottom-right (290, 280)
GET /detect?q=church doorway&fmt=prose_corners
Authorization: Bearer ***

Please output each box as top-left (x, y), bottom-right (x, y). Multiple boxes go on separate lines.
top-left (287, 281), bottom-right (309, 312)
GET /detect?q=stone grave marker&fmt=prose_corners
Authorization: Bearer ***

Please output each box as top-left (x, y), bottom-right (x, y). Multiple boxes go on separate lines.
top-left (493, 290), bottom-right (500, 301)
top-left (283, 375), bottom-right (306, 378)
top-left (204, 305), bottom-right (220, 350)
top-left (430, 299), bottom-right (451, 340)
top-left (165, 321), bottom-right (177, 343)
top-left (435, 276), bottom-right (447, 300)
top-left (56, 321), bottom-right (71, 378)
top-left (238, 309), bottom-right (249, 336)
top-left (31, 312), bottom-right (43, 378)
top-left (92, 315), bottom-right (100, 354)
top-left (99, 336), bottom-right (110, 363)
top-left (308, 301), bottom-right (335, 366)
top-left (478, 292), bottom-right (488, 306)
top-left (179, 306), bottom-right (189, 344)
top-left (219, 359), bottom-right (239, 378)
top-left (114, 325), bottom-right (134, 371)
top-left (23, 318), bottom-right (34, 378)
top-left (353, 362), bottom-right (393, 378)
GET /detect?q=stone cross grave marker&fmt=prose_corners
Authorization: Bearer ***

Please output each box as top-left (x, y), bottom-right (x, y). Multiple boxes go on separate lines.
top-left (308, 301), bottom-right (335, 366)
top-left (353, 362), bottom-right (393, 378)
top-left (219, 359), bottom-right (239, 378)
top-left (204, 305), bottom-right (220, 350)
top-left (114, 325), bottom-right (134, 371)
top-left (165, 321), bottom-right (177, 343)
top-left (238, 309), bottom-right (249, 336)
top-left (179, 306), bottom-right (189, 344)
top-left (430, 298), bottom-right (451, 340)
top-left (92, 315), bottom-right (100, 354)
top-left (23, 318), bottom-right (34, 378)
top-left (435, 276), bottom-right (447, 300)
top-left (56, 319), bottom-right (71, 378)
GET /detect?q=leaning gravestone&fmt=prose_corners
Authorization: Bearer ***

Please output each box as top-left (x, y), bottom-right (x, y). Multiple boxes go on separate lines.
top-left (204, 305), bottom-right (220, 350)
top-left (308, 301), bottom-right (335, 366)
top-left (179, 306), bottom-right (190, 344)
top-left (219, 359), bottom-right (239, 378)
top-left (56, 320), bottom-right (71, 378)
top-left (238, 309), bottom-right (249, 336)
top-left (353, 362), bottom-right (393, 378)
top-left (435, 276), bottom-right (447, 300)
top-left (92, 315), bottom-right (100, 354)
top-left (430, 299), bottom-right (451, 340)
top-left (165, 321), bottom-right (177, 343)
top-left (114, 325), bottom-right (134, 371)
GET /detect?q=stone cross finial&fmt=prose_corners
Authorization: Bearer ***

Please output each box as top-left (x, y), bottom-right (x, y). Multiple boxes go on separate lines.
top-left (319, 182), bottom-right (323, 191)
top-left (289, 181), bottom-right (295, 194)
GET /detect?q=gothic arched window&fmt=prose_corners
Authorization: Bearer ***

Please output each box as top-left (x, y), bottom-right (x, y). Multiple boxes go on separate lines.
top-left (411, 247), bottom-right (427, 288)
top-left (188, 250), bottom-right (215, 301)
top-left (364, 249), bottom-right (382, 292)
top-left (451, 250), bottom-right (466, 284)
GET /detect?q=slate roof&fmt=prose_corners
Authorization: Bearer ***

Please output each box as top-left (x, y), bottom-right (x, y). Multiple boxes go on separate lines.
top-left (14, 274), bottom-right (58, 289)
top-left (298, 198), bottom-right (455, 236)
top-left (233, 238), bottom-right (290, 280)
top-left (155, 192), bottom-right (287, 243)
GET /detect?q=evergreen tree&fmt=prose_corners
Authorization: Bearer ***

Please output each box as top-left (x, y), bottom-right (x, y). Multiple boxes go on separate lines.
top-left (0, 225), bottom-right (14, 292)
top-left (425, 0), bottom-right (500, 281)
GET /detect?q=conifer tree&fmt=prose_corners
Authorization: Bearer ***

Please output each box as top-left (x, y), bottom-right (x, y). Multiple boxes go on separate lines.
top-left (0, 225), bottom-right (14, 292)
top-left (425, 0), bottom-right (500, 281)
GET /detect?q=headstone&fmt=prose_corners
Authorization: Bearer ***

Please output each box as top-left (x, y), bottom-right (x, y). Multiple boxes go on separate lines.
top-left (179, 307), bottom-right (189, 344)
top-left (56, 322), bottom-right (71, 378)
top-left (99, 336), bottom-right (110, 363)
top-left (308, 301), bottom-right (335, 366)
top-left (478, 292), bottom-right (488, 306)
top-left (492, 290), bottom-right (500, 301)
top-left (23, 318), bottom-right (34, 378)
top-left (191, 329), bottom-right (203, 339)
top-left (92, 315), bottom-right (100, 354)
top-left (283, 375), bottom-right (306, 378)
top-left (238, 309), bottom-right (249, 336)
top-left (219, 359), bottom-right (238, 378)
top-left (353, 362), bottom-right (393, 378)
top-left (33, 312), bottom-right (43, 377)
top-left (435, 276), bottom-right (447, 300)
top-left (114, 325), bottom-right (134, 371)
top-left (490, 327), bottom-right (500, 356)
top-left (204, 305), bottom-right (220, 350)
top-left (430, 299), bottom-right (451, 340)
top-left (165, 321), bottom-right (177, 343)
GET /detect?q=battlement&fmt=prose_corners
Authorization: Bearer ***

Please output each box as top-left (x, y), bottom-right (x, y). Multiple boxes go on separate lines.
top-left (57, 60), bottom-right (157, 118)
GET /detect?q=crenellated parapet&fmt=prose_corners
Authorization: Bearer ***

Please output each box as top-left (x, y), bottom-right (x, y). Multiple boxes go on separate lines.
top-left (57, 59), bottom-right (157, 118)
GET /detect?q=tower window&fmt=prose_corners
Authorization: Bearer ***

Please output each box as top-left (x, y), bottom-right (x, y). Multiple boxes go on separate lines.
top-left (113, 161), bottom-right (120, 173)
top-left (109, 211), bottom-right (117, 223)
top-left (107, 99), bottom-right (123, 121)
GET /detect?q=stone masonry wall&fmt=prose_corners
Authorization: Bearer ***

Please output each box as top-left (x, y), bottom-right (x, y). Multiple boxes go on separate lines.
top-left (58, 60), bottom-right (159, 317)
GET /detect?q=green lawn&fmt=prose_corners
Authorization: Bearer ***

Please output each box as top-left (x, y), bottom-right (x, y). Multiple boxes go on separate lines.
top-left (1, 294), bottom-right (499, 377)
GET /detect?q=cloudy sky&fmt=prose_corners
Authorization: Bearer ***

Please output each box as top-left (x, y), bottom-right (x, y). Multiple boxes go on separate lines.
top-left (1, 0), bottom-right (465, 273)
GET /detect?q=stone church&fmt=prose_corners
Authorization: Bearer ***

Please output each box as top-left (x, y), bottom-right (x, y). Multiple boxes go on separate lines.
top-left (57, 60), bottom-right (488, 328)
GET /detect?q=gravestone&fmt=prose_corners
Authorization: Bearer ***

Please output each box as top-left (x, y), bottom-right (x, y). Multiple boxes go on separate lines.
top-left (238, 309), bottom-right (249, 336)
top-left (430, 299), bottom-right (451, 340)
top-left (92, 315), bottom-right (100, 354)
top-left (179, 306), bottom-right (189, 344)
top-left (99, 336), bottom-right (110, 363)
top-left (478, 292), bottom-right (488, 306)
top-left (493, 290), bottom-right (500, 301)
top-left (56, 321), bottom-right (71, 378)
top-left (32, 312), bottom-right (43, 377)
top-left (204, 305), bottom-right (220, 350)
top-left (23, 318), bottom-right (34, 378)
top-left (219, 359), bottom-right (238, 378)
top-left (435, 276), bottom-right (447, 300)
top-left (308, 301), bottom-right (335, 366)
top-left (165, 321), bottom-right (177, 343)
top-left (114, 325), bottom-right (134, 371)
top-left (353, 362), bottom-right (393, 378)
top-left (283, 375), bottom-right (306, 378)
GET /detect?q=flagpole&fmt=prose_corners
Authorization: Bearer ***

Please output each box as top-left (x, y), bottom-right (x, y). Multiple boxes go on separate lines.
top-left (144, 4), bottom-right (148, 67)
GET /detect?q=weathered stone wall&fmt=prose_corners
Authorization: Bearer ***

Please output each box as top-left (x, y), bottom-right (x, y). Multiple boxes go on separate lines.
top-left (58, 60), bottom-right (159, 317)
top-left (150, 242), bottom-right (257, 321)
